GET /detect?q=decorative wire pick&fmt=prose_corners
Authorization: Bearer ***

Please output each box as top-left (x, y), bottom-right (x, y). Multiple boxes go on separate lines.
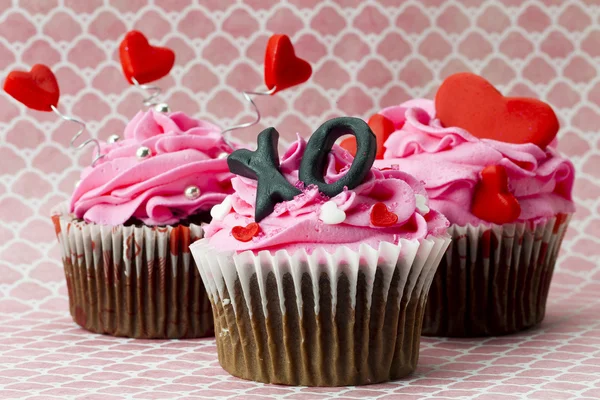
top-left (131, 77), bottom-right (170, 112)
top-left (51, 105), bottom-right (104, 167)
top-left (220, 86), bottom-right (277, 147)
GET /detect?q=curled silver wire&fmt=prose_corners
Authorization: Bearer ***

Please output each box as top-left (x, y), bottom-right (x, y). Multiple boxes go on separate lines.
top-left (131, 77), bottom-right (166, 109)
top-left (221, 87), bottom-right (277, 144)
top-left (51, 105), bottom-right (104, 167)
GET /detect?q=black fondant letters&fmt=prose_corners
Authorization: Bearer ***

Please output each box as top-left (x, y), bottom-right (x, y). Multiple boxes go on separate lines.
top-left (227, 127), bottom-right (301, 222)
top-left (299, 117), bottom-right (376, 197)
top-left (228, 117), bottom-right (377, 221)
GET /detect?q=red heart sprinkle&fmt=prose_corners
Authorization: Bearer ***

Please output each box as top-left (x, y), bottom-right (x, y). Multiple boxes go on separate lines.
top-left (370, 202), bottom-right (398, 227)
top-left (232, 222), bottom-right (260, 242)
top-left (264, 34), bottom-right (312, 94)
top-left (3, 64), bottom-right (59, 111)
top-left (341, 113), bottom-right (399, 159)
top-left (435, 73), bottom-right (559, 150)
top-left (471, 165), bottom-right (521, 225)
top-left (119, 30), bottom-right (175, 85)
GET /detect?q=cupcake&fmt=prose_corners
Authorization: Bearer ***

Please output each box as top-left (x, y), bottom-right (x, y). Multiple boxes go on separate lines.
top-left (375, 73), bottom-right (576, 337)
top-left (6, 29), bottom-right (313, 339)
top-left (52, 109), bottom-right (234, 338)
top-left (190, 117), bottom-right (450, 386)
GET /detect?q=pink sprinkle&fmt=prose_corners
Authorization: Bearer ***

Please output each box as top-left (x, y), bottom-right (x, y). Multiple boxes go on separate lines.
top-left (317, 192), bottom-right (330, 202)
top-left (273, 202), bottom-right (285, 214)
top-left (357, 203), bottom-right (370, 211)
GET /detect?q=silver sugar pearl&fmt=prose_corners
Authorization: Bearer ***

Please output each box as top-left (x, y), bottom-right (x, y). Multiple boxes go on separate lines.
top-left (136, 146), bottom-right (151, 160)
top-left (217, 152), bottom-right (229, 159)
top-left (153, 103), bottom-right (170, 113)
top-left (184, 185), bottom-right (201, 200)
top-left (107, 134), bottom-right (120, 143)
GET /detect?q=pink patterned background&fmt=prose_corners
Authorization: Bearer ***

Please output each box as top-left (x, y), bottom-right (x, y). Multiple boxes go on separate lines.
top-left (0, 0), bottom-right (599, 398)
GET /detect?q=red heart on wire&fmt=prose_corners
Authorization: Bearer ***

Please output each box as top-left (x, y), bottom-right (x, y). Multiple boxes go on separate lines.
top-left (264, 34), bottom-right (312, 94)
top-left (119, 30), bottom-right (175, 85)
top-left (232, 222), bottom-right (260, 242)
top-left (471, 165), bottom-right (521, 224)
top-left (341, 113), bottom-right (398, 159)
top-left (435, 73), bottom-right (559, 150)
top-left (3, 64), bottom-right (59, 111)
top-left (370, 202), bottom-right (398, 227)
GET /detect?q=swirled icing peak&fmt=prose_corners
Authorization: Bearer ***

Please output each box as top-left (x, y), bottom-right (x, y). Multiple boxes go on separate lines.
top-left (70, 110), bottom-right (235, 226)
top-left (204, 135), bottom-right (449, 254)
top-left (376, 99), bottom-right (575, 227)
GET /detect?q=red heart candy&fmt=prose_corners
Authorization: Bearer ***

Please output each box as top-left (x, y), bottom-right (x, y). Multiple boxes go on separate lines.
top-left (119, 30), bottom-right (175, 85)
top-left (471, 165), bottom-right (521, 225)
top-left (340, 113), bottom-right (399, 159)
top-left (264, 34), bottom-right (312, 94)
top-left (435, 73), bottom-right (559, 150)
top-left (232, 222), bottom-right (260, 242)
top-left (3, 64), bottom-right (59, 111)
top-left (370, 202), bottom-right (398, 227)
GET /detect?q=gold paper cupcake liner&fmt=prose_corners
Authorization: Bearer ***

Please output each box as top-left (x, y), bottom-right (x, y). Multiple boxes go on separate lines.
top-left (51, 205), bottom-right (213, 339)
top-left (423, 213), bottom-right (572, 337)
top-left (192, 237), bottom-right (450, 386)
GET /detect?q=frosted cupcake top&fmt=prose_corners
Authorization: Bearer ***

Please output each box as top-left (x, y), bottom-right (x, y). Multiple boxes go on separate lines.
top-left (70, 110), bottom-right (234, 226)
top-left (204, 117), bottom-right (449, 254)
top-left (375, 98), bottom-right (575, 227)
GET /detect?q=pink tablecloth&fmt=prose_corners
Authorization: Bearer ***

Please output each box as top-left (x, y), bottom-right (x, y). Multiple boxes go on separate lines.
top-left (1, 270), bottom-right (599, 399)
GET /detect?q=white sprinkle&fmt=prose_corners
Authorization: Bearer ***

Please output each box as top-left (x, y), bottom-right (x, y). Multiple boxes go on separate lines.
top-left (211, 196), bottom-right (233, 221)
top-left (319, 201), bottom-right (346, 225)
top-left (415, 194), bottom-right (430, 214)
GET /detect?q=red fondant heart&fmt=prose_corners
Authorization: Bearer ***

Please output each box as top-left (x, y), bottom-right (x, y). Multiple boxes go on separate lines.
top-left (264, 34), bottom-right (311, 94)
top-left (3, 64), bottom-right (59, 111)
top-left (232, 222), bottom-right (260, 242)
top-left (471, 165), bottom-right (521, 225)
top-left (370, 202), bottom-right (398, 227)
top-left (340, 113), bottom-right (399, 159)
top-left (435, 72), bottom-right (559, 149)
top-left (119, 30), bottom-right (175, 85)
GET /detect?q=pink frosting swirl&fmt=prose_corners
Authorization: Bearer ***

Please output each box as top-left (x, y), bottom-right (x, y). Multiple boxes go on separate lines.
top-left (375, 99), bottom-right (575, 226)
top-left (204, 136), bottom-right (449, 254)
top-left (70, 110), bottom-right (234, 226)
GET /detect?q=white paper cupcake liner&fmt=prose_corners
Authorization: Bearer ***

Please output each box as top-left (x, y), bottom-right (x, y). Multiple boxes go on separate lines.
top-left (191, 236), bottom-right (451, 386)
top-left (423, 213), bottom-right (572, 337)
top-left (51, 204), bottom-right (213, 339)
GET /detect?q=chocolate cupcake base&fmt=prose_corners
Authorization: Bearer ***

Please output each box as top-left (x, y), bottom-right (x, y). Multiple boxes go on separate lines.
top-left (423, 214), bottom-right (571, 337)
top-left (51, 205), bottom-right (214, 339)
top-left (192, 237), bottom-right (450, 386)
